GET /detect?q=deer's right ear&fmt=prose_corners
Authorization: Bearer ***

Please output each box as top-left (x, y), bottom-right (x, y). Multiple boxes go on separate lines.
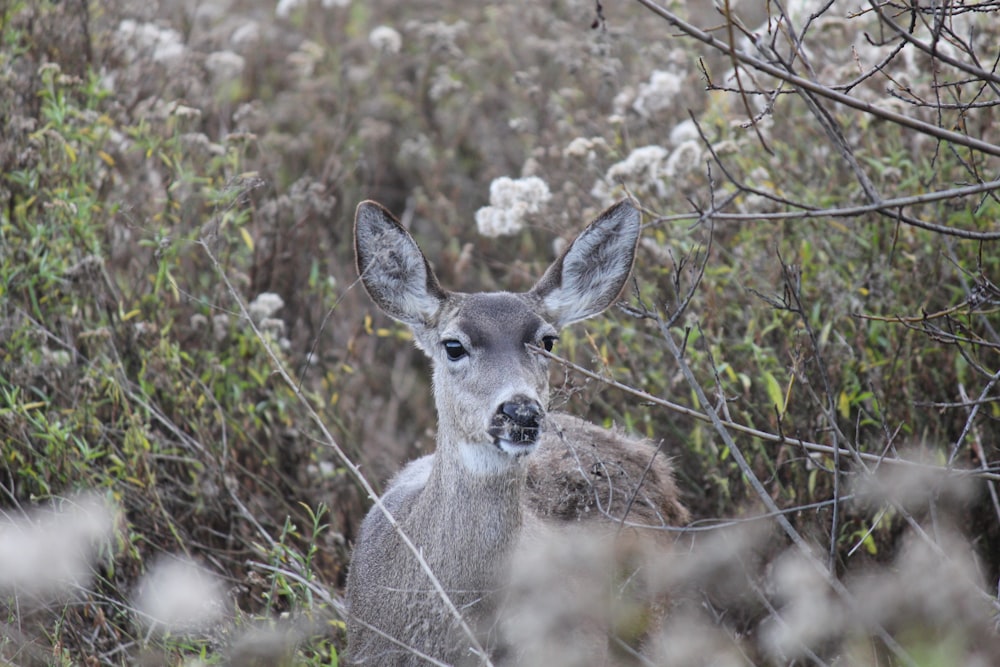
top-left (355, 201), bottom-right (447, 326)
top-left (530, 199), bottom-right (641, 328)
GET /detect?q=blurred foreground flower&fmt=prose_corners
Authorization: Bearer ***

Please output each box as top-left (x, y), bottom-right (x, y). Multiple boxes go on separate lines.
top-left (133, 556), bottom-right (226, 633)
top-left (475, 176), bottom-right (551, 238)
top-left (0, 493), bottom-right (115, 598)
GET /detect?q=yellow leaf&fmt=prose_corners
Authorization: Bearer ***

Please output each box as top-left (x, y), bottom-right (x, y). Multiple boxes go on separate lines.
top-left (121, 309), bottom-right (142, 321)
top-left (838, 391), bottom-right (851, 420)
top-left (240, 226), bottom-right (254, 252)
top-left (64, 142), bottom-right (77, 163)
top-left (763, 371), bottom-right (784, 413)
top-left (98, 150), bottom-right (115, 166)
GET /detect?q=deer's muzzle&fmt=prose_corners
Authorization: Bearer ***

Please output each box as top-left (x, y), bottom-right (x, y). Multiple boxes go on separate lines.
top-left (489, 396), bottom-right (543, 453)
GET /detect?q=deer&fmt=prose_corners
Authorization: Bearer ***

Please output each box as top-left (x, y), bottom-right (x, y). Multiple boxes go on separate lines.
top-left (345, 199), bottom-right (689, 666)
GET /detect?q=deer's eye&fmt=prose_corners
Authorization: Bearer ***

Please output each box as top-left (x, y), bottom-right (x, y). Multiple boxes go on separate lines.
top-left (443, 340), bottom-right (467, 361)
top-left (541, 335), bottom-right (558, 352)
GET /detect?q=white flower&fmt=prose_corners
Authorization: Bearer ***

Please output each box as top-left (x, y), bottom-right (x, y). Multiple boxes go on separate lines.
top-left (398, 134), bottom-right (434, 166)
top-left (429, 66), bottom-right (462, 100)
top-left (248, 292), bottom-right (284, 323)
top-left (0, 494), bottom-right (114, 597)
top-left (669, 119), bottom-right (700, 146)
top-left (116, 19), bottom-right (186, 66)
top-left (260, 317), bottom-right (286, 339)
top-left (607, 145), bottom-right (668, 182)
top-left (664, 140), bottom-right (703, 178)
top-left (205, 50), bottom-right (245, 84)
top-left (275, 0), bottom-right (306, 18)
top-left (475, 176), bottom-right (552, 238)
top-left (171, 103), bottom-right (202, 119)
top-left (287, 40), bottom-right (324, 78)
top-left (475, 208), bottom-right (525, 238)
top-left (212, 314), bottom-right (230, 341)
top-left (369, 25), bottom-right (402, 55)
top-left (230, 22), bottom-right (260, 48)
top-left (591, 145), bottom-right (670, 203)
top-left (133, 557), bottom-right (225, 632)
top-left (611, 86), bottom-right (635, 116)
top-left (633, 69), bottom-right (684, 118)
top-left (563, 136), bottom-right (608, 162)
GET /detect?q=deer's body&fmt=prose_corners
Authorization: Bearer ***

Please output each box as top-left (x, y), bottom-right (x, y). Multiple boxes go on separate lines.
top-left (346, 201), bottom-right (687, 665)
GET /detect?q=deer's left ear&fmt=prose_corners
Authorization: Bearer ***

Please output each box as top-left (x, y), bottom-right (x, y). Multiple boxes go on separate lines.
top-left (529, 200), bottom-right (640, 328)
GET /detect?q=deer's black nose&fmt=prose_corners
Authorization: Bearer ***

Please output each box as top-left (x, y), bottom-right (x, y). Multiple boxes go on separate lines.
top-left (491, 395), bottom-right (543, 445)
top-left (500, 396), bottom-right (542, 428)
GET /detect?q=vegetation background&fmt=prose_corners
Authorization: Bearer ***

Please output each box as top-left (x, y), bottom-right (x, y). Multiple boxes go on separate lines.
top-left (1, 0), bottom-right (999, 664)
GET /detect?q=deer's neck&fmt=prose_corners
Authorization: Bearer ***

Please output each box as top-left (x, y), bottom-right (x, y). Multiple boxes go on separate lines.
top-left (409, 438), bottom-right (526, 574)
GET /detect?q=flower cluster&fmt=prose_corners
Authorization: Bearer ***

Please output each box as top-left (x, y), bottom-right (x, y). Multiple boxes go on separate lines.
top-left (475, 176), bottom-right (552, 238)
top-left (633, 69), bottom-right (683, 118)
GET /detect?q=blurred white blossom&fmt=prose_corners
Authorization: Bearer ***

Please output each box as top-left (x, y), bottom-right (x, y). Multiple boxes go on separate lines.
top-left (275, 0), bottom-right (306, 18)
top-left (475, 176), bottom-right (552, 238)
top-left (664, 140), bottom-right (703, 178)
top-left (212, 313), bottom-right (231, 341)
top-left (230, 22), bottom-right (260, 48)
top-left (429, 66), bottom-right (462, 100)
top-left (669, 118), bottom-right (700, 146)
top-left (592, 145), bottom-right (669, 203)
top-left (369, 25), bottom-right (402, 55)
top-left (133, 556), bottom-right (225, 633)
top-left (0, 494), bottom-right (115, 597)
top-left (171, 103), bottom-right (202, 120)
top-left (563, 136), bottom-right (608, 162)
top-left (633, 69), bottom-right (684, 118)
top-left (116, 20), bottom-right (186, 66)
top-left (398, 133), bottom-right (434, 167)
top-left (761, 550), bottom-right (843, 660)
top-left (287, 40), bottom-right (325, 79)
top-left (205, 50), bottom-right (245, 85)
top-left (249, 292), bottom-right (284, 323)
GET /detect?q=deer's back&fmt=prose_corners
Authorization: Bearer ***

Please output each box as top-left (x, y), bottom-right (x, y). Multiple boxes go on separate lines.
top-left (526, 412), bottom-right (689, 528)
